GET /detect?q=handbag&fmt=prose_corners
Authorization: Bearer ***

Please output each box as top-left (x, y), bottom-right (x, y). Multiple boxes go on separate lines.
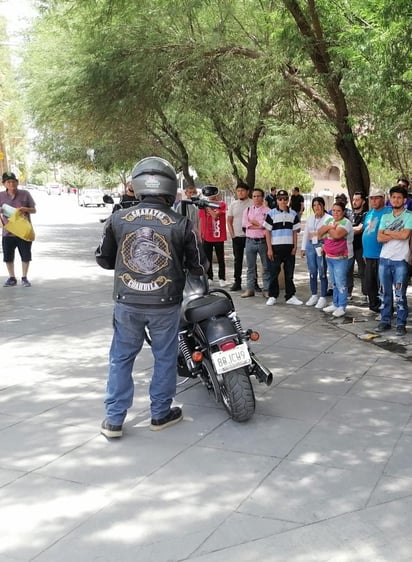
top-left (2, 209), bottom-right (35, 241)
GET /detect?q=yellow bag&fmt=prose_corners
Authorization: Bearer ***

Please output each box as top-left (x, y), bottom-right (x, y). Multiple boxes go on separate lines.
top-left (3, 209), bottom-right (35, 241)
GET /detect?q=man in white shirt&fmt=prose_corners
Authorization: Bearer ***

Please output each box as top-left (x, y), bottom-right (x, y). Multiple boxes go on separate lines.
top-left (227, 183), bottom-right (251, 291)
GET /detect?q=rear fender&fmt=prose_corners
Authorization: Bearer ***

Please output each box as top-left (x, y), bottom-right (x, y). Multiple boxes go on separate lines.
top-left (197, 316), bottom-right (238, 347)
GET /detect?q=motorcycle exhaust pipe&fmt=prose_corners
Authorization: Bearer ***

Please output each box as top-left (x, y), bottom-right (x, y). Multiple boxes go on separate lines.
top-left (250, 352), bottom-right (273, 386)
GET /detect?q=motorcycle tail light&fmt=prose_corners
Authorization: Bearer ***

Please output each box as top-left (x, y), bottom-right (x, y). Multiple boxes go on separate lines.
top-left (250, 331), bottom-right (260, 341)
top-left (220, 341), bottom-right (236, 351)
top-left (192, 350), bottom-right (203, 362)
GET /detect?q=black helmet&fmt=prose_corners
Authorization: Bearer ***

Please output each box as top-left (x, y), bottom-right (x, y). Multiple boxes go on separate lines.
top-left (131, 157), bottom-right (178, 203)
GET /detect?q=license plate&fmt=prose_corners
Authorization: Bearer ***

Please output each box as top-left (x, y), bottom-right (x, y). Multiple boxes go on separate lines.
top-left (211, 343), bottom-right (251, 375)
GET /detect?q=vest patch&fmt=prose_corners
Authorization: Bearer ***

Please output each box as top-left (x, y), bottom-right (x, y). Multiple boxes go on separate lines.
top-left (123, 207), bottom-right (176, 225)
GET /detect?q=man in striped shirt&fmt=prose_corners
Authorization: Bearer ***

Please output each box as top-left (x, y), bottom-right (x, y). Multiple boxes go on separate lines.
top-left (264, 189), bottom-right (303, 306)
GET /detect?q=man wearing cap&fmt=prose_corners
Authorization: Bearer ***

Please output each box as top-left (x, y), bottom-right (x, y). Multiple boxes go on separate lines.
top-left (264, 189), bottom-right (303, 306)
top-left (0, 172), bottom-right (36, 287)
top-left (362, 188), bottom-right (390, 313)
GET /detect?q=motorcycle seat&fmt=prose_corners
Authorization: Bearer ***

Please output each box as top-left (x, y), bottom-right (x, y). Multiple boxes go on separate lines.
top-left (184, 294), bottom-right (233, 323)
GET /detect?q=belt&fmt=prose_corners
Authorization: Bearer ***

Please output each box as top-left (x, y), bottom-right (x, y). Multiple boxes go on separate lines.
top-left (247, 237), bottom-right (265, 241)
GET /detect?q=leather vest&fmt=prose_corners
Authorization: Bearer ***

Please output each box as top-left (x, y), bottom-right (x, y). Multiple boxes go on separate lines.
top-left (100, 199), bottom-right (203, 306)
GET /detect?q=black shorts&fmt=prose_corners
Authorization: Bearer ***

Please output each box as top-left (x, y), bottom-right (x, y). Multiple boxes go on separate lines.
top-left (2, 236), bottom-right (33, 262)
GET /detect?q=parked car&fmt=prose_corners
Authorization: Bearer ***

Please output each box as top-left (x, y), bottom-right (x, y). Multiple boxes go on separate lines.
top-left (47, 183), bottom-right (63, 195)
top-left (79, 189), bottom-right (105, 207)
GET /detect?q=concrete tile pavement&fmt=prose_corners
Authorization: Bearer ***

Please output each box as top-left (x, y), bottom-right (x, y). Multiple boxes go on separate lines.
top-left (1, 195), bottom-right (412, 561)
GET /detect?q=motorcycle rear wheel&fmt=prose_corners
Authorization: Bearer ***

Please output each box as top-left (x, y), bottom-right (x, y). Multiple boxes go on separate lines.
top-left (220, 368), bottom-right (256, 422)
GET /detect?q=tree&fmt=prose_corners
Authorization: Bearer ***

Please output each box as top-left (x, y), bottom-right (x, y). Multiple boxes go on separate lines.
top-left (276, 0), bottom-right (370, 197)
top-left (21, 0), bottom-right (412, 193)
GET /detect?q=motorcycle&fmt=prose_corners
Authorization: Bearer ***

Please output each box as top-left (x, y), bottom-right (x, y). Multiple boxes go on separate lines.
top-left (175, 272), bottom-right (273, 422)
top-left (147, 185), bottom-right (273, 422)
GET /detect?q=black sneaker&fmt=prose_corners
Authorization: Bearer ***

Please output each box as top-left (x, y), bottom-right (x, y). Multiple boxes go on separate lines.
top-left (101, 419), bottom-right (123, 438)
top-left (326, 288), bottom-right (333, 297)
top-left (230, 284), bottom-right (241, 291)
top-left (375, 322), bottom-right (391, 333)
top-left (254, 285), bottom-right (263, 293)
top-left (150, 407), bottom-right (183, 431)
top-left (395, 325), bottom-right (406, 337)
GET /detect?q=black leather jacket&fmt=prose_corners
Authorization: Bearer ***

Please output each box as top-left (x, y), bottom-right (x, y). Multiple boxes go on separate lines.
top-left (96, 196), bottom-right (208, 306)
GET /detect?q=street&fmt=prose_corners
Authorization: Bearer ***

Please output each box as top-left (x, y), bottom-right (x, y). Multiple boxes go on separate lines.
top-left (1, 192), bottom-right (412, 561)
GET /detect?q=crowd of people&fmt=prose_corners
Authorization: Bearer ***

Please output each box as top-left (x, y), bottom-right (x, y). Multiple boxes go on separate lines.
top-left (175, 178), bottom-right (412, 336)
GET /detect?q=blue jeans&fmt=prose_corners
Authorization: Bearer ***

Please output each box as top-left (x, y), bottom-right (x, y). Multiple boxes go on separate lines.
top-left (105, 302), bottom-right (180, 424)
top-left (326, 257), bottom-right (349, 308)
top-left (245, 238), bottom-right (270, 291)
top-left (379, 258), bottom-right (409, 326)
top-left (305, 243), bottom-right (328, 297)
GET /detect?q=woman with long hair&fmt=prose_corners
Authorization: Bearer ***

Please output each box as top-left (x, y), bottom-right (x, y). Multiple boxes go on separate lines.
top-left (301, 197), bottom-right (328, 309)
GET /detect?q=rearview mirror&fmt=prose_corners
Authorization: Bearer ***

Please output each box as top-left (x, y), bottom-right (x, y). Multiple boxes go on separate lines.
top-left (103, 194), bottom-right (114, 204)
top-left (201, 185), bottom-right (219, 197)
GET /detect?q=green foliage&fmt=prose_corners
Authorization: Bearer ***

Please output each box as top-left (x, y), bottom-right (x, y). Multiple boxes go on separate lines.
top-left (256, 159), bottom-right (314, 192)
top-left (19, 0), bottom-right (412, 188)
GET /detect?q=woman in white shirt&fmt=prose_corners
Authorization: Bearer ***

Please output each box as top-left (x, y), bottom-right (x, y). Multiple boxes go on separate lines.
top-left (301, 197), bottom-right (329, 309)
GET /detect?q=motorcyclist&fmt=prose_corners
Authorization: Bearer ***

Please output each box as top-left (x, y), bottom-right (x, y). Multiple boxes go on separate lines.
top-left (96, 156), bottom-right (208, 438)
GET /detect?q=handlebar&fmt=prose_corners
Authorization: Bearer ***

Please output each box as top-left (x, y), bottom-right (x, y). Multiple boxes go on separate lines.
top-left (181, 197), bottom-right (221, 209)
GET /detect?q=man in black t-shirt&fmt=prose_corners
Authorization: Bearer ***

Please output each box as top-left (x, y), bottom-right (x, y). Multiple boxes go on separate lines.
top-left (290, 187), bottom-right (304, 218)
top-left (347, 192), bottom-right (367, 301)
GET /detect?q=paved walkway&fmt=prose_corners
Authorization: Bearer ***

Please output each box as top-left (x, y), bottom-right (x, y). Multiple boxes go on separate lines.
top-left (1, 195), bottom-right (412, 561)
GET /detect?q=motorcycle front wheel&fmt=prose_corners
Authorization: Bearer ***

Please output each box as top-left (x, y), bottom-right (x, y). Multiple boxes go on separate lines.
top-left (220, 368), bottom-right (256, 422)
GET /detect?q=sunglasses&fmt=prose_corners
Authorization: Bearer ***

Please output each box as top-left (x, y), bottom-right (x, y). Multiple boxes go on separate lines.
top-left (277, 197), bottom-right (289, 201)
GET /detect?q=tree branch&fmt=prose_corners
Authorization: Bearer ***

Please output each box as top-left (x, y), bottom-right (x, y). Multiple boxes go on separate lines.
top-left (282, 68), bottom-right (337, 120)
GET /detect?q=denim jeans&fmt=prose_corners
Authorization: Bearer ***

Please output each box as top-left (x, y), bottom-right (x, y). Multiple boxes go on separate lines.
top-left (268, 245), bottom-right (296, 300)
top-left (305, 243), bottom-right (328, 297)
top-left (105, 302), bottom-right (181, 425)
top-left (379, 258), bottom-right (409, 326)
top-left (364, 258), bottom-right (381, 312)
top-left (245, 238), bottom-right (270, 291)
top-left (326, 257), bottom-right (349, 308)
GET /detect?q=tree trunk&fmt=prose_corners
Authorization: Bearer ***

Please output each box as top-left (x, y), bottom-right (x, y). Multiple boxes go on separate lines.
top-left (282, 0), bottom-right (371, 200)
top-left (335, 131), bottom-right (370, 200)
top-left (245, 151), bottom-right (257, 189)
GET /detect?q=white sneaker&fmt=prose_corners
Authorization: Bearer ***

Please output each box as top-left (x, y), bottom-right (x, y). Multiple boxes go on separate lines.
top-left (286, 295), bottom-right (303, 306)
top-left (305, 295), bottom-right (318, 307)
top-left (323, 304), bottom-right (338, 313)
top-left (315, 297), bottom-right (327, 309)
top-left (332, 307), bottom-right (346, 318)
top-left (219, 279), bottom-right (226, 287)
top-left (266, 297), bottom-right (276, 306)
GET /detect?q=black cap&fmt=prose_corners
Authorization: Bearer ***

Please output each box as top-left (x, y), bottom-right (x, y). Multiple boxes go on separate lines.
top-left (276, 189), bottom-right (289, 198)
top-left (2, 172), bottom-right (17, 183)
top-left (335, 192), bottom-right (347, 201)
